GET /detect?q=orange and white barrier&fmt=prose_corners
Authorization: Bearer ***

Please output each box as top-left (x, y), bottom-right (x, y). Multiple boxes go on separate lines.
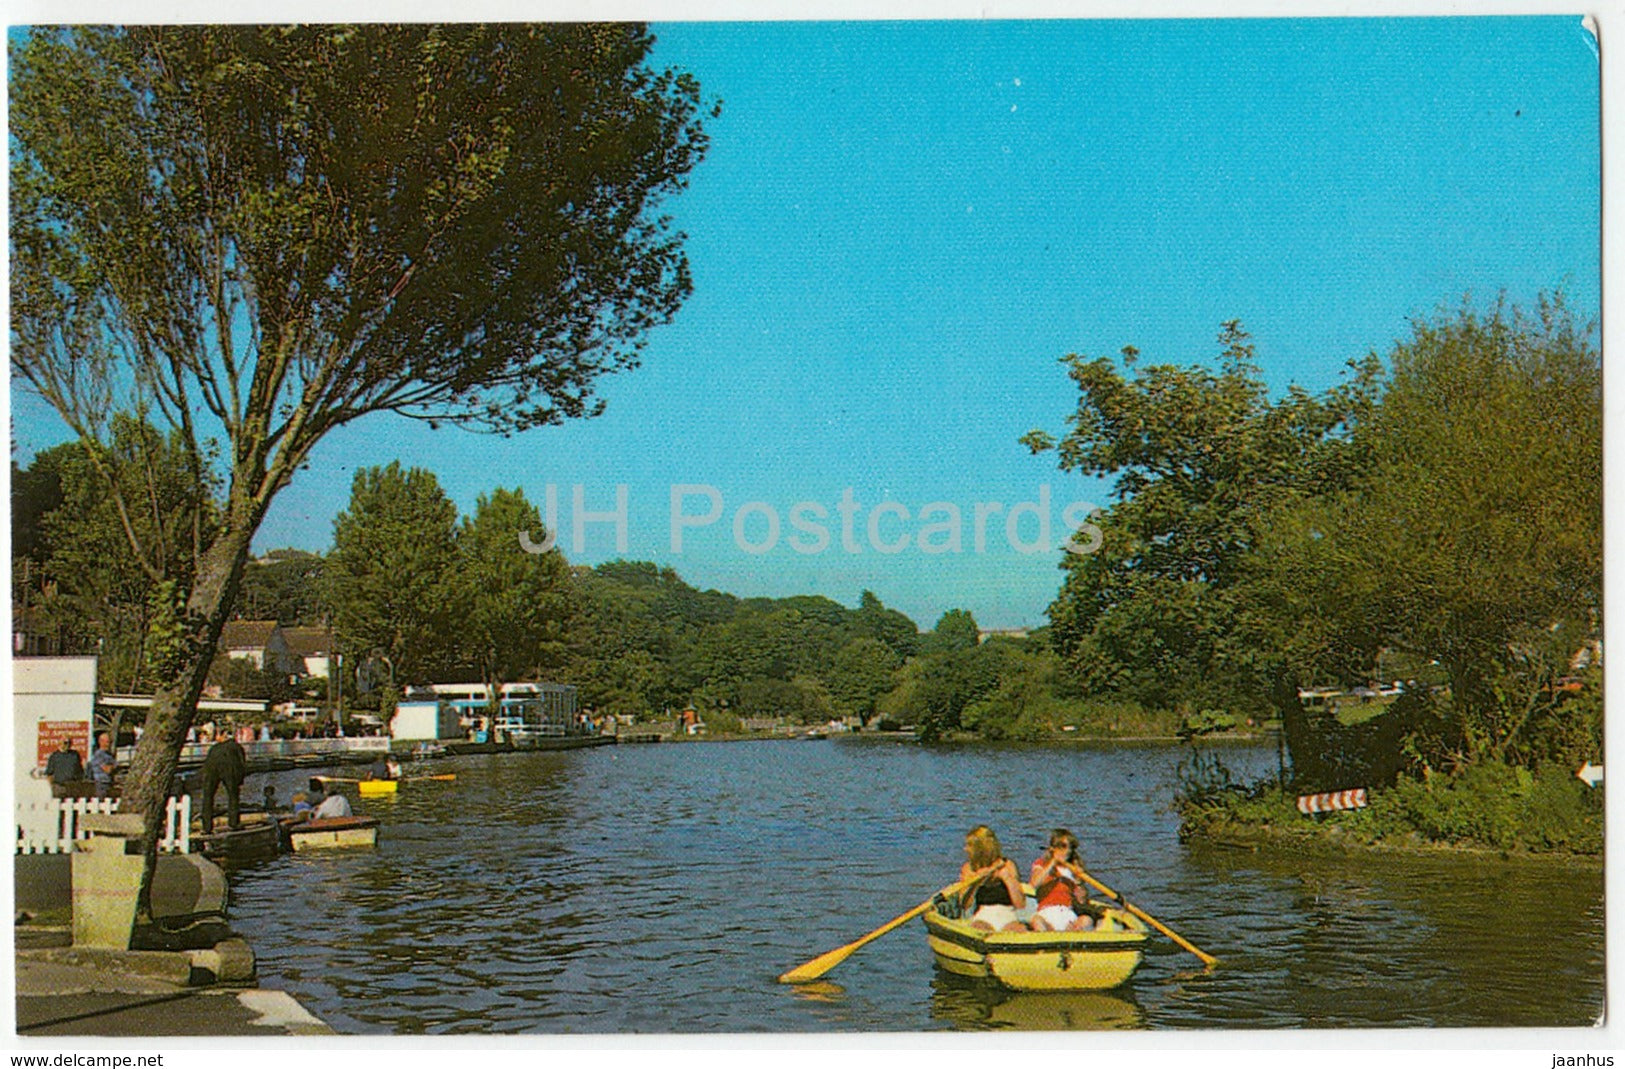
top-left (1296, 788), bottom-right (1368, 814)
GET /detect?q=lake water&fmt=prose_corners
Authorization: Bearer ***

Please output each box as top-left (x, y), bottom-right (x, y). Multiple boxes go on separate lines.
top-left (224, 738), bottom-right (1605, 1033)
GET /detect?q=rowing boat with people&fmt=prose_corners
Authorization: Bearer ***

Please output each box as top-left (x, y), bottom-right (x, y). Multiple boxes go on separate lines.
top-left (921, 887), bottom-right (1149, 991)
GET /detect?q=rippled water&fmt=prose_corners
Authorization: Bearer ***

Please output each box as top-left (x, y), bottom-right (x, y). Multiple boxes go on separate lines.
top-left (224, 739), bottom-right (1605, 1032)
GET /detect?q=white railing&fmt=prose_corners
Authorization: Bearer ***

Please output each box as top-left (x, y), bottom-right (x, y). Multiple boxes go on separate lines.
top-left (15, 795), bottom-right (191, 855)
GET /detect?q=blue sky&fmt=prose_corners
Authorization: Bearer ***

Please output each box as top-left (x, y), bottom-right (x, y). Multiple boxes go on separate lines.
top-left (10, 18), bottom-right (1600, 630)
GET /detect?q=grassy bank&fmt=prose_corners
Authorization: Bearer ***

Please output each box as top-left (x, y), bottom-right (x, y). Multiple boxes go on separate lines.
top-left (1177, 758), bottom-right (1602, 860)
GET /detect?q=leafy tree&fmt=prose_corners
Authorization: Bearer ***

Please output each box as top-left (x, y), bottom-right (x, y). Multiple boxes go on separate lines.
top-left (1256, 299), bottom-right (1600, 772)
top-left (325, 463), bottom-right (460, 688)
top-left (960, 642), bottom-right (1070, 742)
top-left (16, 420), bottom-right (219, 693)
top-left (1026, 323), bottom-right (1378, 715)
top-left (12, 445), bottom-right (69, 564)
top-left (10, 24), bottom-right (713, 910)
top-left (852, 589), bottom-right (920, 659)
top-left (237, 549), bottom-right (326, 626)
top-left (922, 608), bottom-right (981, 654)
top-left (452, 488), bottom-right (574, 707)
top-left (826, 637), bottom-right (899, 725)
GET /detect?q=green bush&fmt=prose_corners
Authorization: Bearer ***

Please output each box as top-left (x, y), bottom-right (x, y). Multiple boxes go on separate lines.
top-left (1181, 757), bottom-right (1602, 856)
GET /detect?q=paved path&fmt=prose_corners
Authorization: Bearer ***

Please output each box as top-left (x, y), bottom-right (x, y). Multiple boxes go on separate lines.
top-left (16, 953), bottom-right (332, 1036)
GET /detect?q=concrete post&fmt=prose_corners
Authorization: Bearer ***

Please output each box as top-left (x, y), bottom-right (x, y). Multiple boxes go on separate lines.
top-left (71, 812), bottom-right (145, 950)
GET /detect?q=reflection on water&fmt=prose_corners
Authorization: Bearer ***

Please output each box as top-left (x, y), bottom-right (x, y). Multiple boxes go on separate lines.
top-left (224, 740), bottom-right (1605, 1032)
top-left (929, 974), bottom-right (1145, 1031)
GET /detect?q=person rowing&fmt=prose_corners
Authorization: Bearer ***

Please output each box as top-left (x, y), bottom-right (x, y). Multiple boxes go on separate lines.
top-left (957, 825), bottom-right (1029, 932)
top-left (1029, 827), bottom-right (1093, 931)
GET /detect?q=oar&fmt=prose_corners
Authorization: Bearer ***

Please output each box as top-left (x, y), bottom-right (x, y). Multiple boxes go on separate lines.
top-left (1076, 868), bottom-right (1216, 966)
top-left (314, 775), bottom-right (359, 784)
top-left (778, 870), bottom-right (989, 984)
top-left (404, 773), bottom-right (456, 782)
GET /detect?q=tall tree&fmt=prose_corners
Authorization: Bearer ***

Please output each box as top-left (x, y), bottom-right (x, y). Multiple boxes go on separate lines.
top-left (852, 589), bottom-right (920, 659)
top-left (1255, 298), bottom-right (1601, 770)
top-left (923, 608), bottom-right (981, 654)
top-left (237, 549), bottom-right (326, 626)
top-left (452, 488), bottom-right (574, 705)
top-left (1025, 323), bottom-right (1378, 714)
top-left (11, 24), bottom-right (713, 912)
top-left (826, 637), bottom-right (899, 725)
top-left (325, 463), bottom-right (460, 689)
top-left (22, 420), bottom-right (219, 692)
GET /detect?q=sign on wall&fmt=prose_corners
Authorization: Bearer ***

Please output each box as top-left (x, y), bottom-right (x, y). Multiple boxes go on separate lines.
top-left (37, 720), bottom-right (90, 768)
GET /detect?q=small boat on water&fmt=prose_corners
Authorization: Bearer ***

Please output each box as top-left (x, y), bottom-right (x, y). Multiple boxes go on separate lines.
top-left (357, 778), bottom-right (399, 796)
top-left (284, 815), bottom-right (380, 852)
top-left (922, 890), bottom-right (1149, 992)
top-left (409, 742), bottom-right (448, 760)
top-left (193, 814), bottom-right (282, 864)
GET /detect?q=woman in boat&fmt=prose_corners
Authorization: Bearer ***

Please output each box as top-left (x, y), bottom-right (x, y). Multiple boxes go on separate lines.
top-left (958, 825), bottom-right (1029, 932)
top-left (1029, 827), bottom-right (1094, 931)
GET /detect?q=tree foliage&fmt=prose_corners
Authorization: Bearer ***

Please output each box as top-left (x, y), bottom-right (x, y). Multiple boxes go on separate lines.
top-left (1030, 300), bottom-right (1601, 784)
top-left (1027, 323), bottom-right (1379, 715)
top-left (452, 488), bottom-right (575, 704)
top-left (10, 23), bottom-right (714, 910)
top-left (1256, 298), bottom-right (1601, 773)
top-left (325, 462), bottom-right (460, 686)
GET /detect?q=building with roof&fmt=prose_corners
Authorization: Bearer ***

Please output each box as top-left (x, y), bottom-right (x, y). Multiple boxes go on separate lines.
top-left (218, 620), bottom-right (297, 676)
top-left (282, 626), bottom-right (335, 679)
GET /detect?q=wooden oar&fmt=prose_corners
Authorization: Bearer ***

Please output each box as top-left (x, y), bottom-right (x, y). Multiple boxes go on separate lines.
top-left (778, 870), bottom-right (989, 984)
top-left (404, 773), bottom-right (456, 782)
top-left (314, 775), bottom-right (359, 784)
top-left (1076, 868), bottom-right (1216, 966)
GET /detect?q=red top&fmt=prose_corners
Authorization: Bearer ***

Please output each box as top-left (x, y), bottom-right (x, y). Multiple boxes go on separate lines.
top-left (1033, 857), bottom-right (1080, 909)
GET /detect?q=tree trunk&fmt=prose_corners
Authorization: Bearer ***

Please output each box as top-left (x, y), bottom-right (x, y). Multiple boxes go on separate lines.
top-left (125, 511), bottom-right (259, 920)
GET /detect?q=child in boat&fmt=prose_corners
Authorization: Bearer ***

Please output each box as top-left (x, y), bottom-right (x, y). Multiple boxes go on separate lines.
top-left (958, 825), bottom-right (1029, 932)
top-left (1029, 828), bottom-right (1093, 931)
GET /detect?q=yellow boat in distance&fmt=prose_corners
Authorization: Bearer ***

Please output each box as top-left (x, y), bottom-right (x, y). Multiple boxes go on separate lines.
top-left (922, 889), bottom-right (1149, 992)
top-left (357, 778), bottom-right (399, 796)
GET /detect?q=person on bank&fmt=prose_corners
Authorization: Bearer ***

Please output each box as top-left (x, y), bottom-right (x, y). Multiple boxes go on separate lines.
top-left (44, 738), bottom-right (84, 799)
top-left (88, 732), bottom-right (117, 798)
top-left (958, 825), bottom-right (1029, 932)
top-left (1030, 827), bottom-right (1094, 932)
top-left (308, 778), bottom-right (353, 820)
top-left (198, 735), bottom-right (248, 835)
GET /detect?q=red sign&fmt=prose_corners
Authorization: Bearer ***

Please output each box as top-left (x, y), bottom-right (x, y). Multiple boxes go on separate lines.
top-left (37, 720), bottom-right (90, 768)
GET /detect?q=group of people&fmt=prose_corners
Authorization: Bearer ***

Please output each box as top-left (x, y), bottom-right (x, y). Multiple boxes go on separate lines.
top-left (42, 733), bottom-right (118, 799)
top-left (956, 825), bottom-right (1098, 933)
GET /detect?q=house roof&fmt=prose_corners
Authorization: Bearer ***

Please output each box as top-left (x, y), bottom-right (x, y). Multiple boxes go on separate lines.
top-left (282, 626), bottom-right (334, 657)
top-left (220, 620), bottom-right (282, 650)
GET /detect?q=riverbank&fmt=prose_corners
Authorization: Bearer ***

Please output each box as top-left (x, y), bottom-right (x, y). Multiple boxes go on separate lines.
top-left (14, 851), bottom-right (334, 1035)
top-left (1177, 763), bottom-right (1603, 865)
top-left (1181, 808), bottom-right (1604, 869)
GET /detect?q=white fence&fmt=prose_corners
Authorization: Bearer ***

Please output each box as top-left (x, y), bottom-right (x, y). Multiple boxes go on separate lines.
top-left (16, 795), bottom-right (191, 855)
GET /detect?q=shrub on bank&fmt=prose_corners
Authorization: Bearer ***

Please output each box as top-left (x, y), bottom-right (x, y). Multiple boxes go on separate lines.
top-left (1176, 754), bottom-right (1602, 856)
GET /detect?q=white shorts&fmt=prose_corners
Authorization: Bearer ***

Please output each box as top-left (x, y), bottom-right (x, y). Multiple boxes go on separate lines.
top-left (1035, 905), bottom-right (1082, 930)
top-left (971, 904), bottom-right (1023, 929)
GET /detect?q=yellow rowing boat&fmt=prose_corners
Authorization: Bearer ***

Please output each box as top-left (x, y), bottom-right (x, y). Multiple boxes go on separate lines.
top-left (922, 892), bottom-right (1149, 992)
top-left (357, 778), bottom-right (399, 796)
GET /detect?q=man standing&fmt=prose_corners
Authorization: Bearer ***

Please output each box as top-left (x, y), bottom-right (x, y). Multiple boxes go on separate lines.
top-left (87, 732), bottom-right (116, 798)
top-left (44, 738), bottom-right (84, 798)
top-left (197, 735), bottom-right (248, 835)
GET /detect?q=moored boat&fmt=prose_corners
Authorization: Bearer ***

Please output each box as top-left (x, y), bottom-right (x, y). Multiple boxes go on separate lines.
top-left (922, 892), bottom-right (1149, 992)
top-left (284, 815), bottom-right (380, 852)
